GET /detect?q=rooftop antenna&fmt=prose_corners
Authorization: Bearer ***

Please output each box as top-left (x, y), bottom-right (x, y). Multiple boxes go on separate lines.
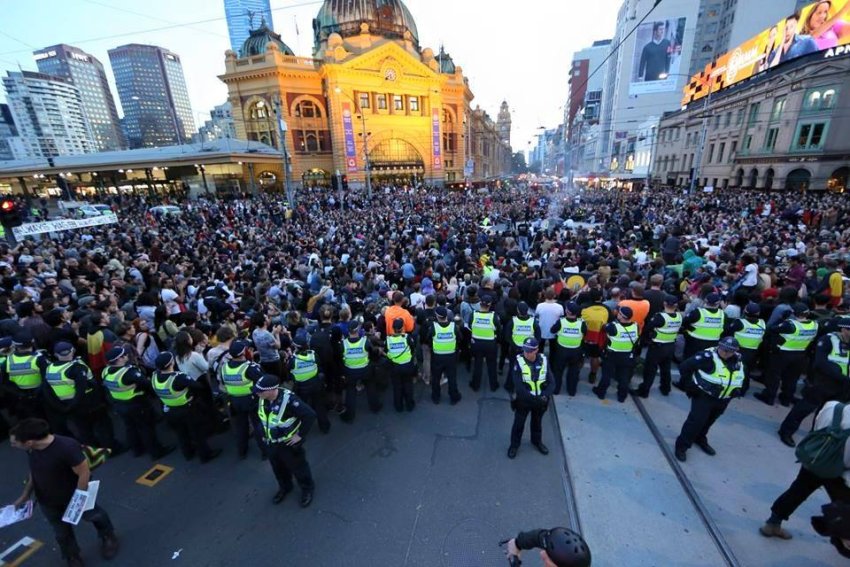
top-left (247, 10), bottom-right (256, 31)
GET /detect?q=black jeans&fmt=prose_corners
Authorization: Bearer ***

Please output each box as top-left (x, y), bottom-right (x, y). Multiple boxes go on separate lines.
top-left (228, 396), bottom-right (265, 457)
top-left (676, 393), bottom-right (730, 451)
top-left (164, 403), bottom-right (214, 460)
top-left (266, 442), bottom-right (314, 493)
top-left (770, 465), bottom-right (850, 522)
top-left (510, 400), bottom-right (547, 448)
top-left (342, 367), bottom-right (382, 420)
top-left (294, 379), bottom-right (330, 433)
top-left (41, 503), bottom-right (114, 560)
top-left (552, 347), bottom-right (584, 396)
top-left (431, 353), bottom-right (460, 403)
top-left (114, 400), bottom-right (165, 457)
top-left (598, 353), bottom-right (634, 400)
top-left (764, 351), bottom-right (808, 404)
top-left (639, 342), bottom-right (675, 393)
top-left (390, 363), bottom-right (416, 412)
top-left (471, 340), bottom-right (498, 391)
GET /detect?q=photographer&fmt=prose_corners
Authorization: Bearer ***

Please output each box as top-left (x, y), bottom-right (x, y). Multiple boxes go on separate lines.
top-left (504, 527), bottom-right (591, 566)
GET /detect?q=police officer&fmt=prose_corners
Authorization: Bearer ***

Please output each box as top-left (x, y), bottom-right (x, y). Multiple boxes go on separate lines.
top-left (503, 302), bottom-right (540, 393)
top-left (777, 318), bottom-right (850, 447)
top-left (289, 330), bottom-right (331, 433)
top-left (674, 337), bottom-right (745, 462)
top-left (220, 340), bottom-right (266, 458)
top-left (1, 330), bottom-right (48, 420)
top-left (0, 336), bottom-right (11, 439)
top-left (633, 295), bottom-right (681, 398)
top-left (755, 303), bottom-right (818, 407)
top-left (254, 373), bottom-right (316, 507)
top-left (424, 306), bottom-right (461, 405)
top-left (682, 293), bottom-right (725, 359)
top-left (508, 338), bottom-right (554, 459)
top-left (43, 342), bottom-right (122, 452)
top-left (151, 352), bottom-right (221, 463)
top-left (505, 527), bottom-right (591, 567)
top-left (386, 318), bottom-right (417, 412)
top-left (549, 301), bottom-right (586, 396)
top-left (340, 321), bottom-right (382, 422)
top-left (470, 295), bottom-right (501, 392)
top-left (593, 306), bottom-right (639, 403)
top-left (725, 302), bottom-right (766, 395)
top-left (102, 345), bottom-right (173, 459)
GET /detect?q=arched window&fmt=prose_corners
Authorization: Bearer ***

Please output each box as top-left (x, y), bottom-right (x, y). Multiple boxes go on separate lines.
top-left (295, 100), bottom-right (318, 118)
top-left (305, 133), bottom-right (319, 152)
top-left (822, 89), bottom-right (836, 109)
top-left (806, 91), bottom-right (822, 110)
top-left (735, 168), bottom-right (744, 187)
top-left (786, 168), bottom-right (812, 192)
top-left (764, 168), bottom-right (775, 190)
top-left (249, 100), bottom-right (269, 119)
top-left (749, 168), bottom-right (759, 188)
top-left (442, 109), bottom-right (454, 124)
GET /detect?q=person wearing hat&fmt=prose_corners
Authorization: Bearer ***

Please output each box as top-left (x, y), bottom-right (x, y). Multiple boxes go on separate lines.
top-left (505, 526), bottom-right (591, 567)
top-left (723, 301), bottom-right (766, 396)
top-left (593, 305), bottom-right (640, 403)
top-left (755, 303), bottom-right (818, 407)
top-left (1, 330), bottom-right (48, 420)
top-left (289, 329), bottom-right (331, 433)
top-left (254, 373), bottom-right (317, 507)
top-left (220, 340), bottom-right (266, 458)
top-left (632, 294), bottom-right (682, 398)
top-left (102, 345), bottom-right (173, 459)
top-left (386, 317), bottom-right (417, 412)
top-left (777, 317), bottom-right (850, 447)
top-left (43, 341), bottom-right (122, 452)
top-left (503, 301), bottom-right (541, 393)
top-left (549, 301), bottom-right (587, 396)
top-left (151, 351), bottom-right (221, 463)
top-left (469, 294), bottom-right (502, 392)
top-left (339, 321), bottom-right (382, 422)
top-left (422, 306), bottom-right (461, 405)
top-left (681, 292), bottom-right (726, 360)
top-left (674, 336), bottom-right (745, 462)
top-left (508, 337), bottom-right (553, 459)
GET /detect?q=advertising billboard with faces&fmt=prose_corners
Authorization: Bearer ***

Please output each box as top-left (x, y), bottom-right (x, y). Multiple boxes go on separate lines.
top-left (629, 17), bottom-right (687, 96)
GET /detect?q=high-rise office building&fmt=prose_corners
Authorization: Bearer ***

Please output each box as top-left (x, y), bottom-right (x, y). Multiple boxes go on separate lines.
top-left (196, 102), bottom-right (237, 142)
top-left (108, 44), bottom-right (195, 148)
top-left (224, 0), bottom-right (275, 53)
top-left (33, 44), bottom-right (125, 152)
top-left (2, 71), bottom-right (96, 159)
top-left (0, 104), bottom-right (17, 161)
top-left (567, 40), bottom-right (611, 136)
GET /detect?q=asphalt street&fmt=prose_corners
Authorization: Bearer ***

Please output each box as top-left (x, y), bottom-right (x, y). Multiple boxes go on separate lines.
top-left (0, 367), bottom-right (572, 567)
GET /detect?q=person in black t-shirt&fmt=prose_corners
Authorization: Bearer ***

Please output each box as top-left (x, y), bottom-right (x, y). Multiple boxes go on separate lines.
top-left (9, 418), bottom-right (119, 567)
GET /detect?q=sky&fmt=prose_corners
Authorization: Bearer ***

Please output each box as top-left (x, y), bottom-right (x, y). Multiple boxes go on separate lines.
top-left (0, 0), bottom-right (623, 154)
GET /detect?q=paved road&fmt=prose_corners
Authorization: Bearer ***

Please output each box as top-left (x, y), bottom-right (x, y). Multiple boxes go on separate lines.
top-left (0, 368), bottom-right (572, 567)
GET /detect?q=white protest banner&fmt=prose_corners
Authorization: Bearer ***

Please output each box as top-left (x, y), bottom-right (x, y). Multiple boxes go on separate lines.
top-left (12, 215), bottom-right (118, 239)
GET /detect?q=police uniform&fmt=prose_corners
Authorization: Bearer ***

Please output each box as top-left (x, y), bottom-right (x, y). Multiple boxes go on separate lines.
top-left (635, 300), bottom-right (682, 397)
top-left (386, 326), bottom-right (417, 412)
top-left (725, 306), bottom-right (766, 395)
top-left (778, 326), bottom-right (850, 446)
top-left (0, 338), bottom-right (11, 438)
top-left (549, 306), bottom-right (586, 396)
top-left (426, 314), bottom-right (461, 405)
top-left (255, 376), bottom-right (316, 507)
top-left (1, 339), bottom-right (48, 420)
top-left (289, 340), bottom-right (331, 433)
top-left (220, 341), bottom-right (266, 458)
top-left (757, 308), bottom-right (818, 406)
top-left (683, 299), bottom-right (725, 359)
top-left (340, 325), bottom-right (382, 421)
top-left (594, 311), bottom-right (640, 403)
top-left (508, 339), bottom-right (554, 458)
top-left (470, 300), bottom-right (501, 392)
top-left (503, 303), bottom-right (540, 393)
top-left (102, 346), bottom-right (171, 459)
top-left (151, 352), bottom-right (220, 462)
top-left (675, 343), bottom-right (744, 461)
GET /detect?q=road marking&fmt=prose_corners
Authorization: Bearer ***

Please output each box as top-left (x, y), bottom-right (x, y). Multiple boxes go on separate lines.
top-left (0, 537), bottom-right (43, 567)
top-left (136, 464), bottom-right (174, 487)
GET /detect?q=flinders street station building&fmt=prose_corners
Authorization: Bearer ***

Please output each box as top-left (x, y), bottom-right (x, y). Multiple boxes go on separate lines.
top-left (220, 0), bottom-right (514, 190)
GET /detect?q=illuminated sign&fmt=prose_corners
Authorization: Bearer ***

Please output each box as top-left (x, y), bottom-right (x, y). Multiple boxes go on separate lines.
top-left (683, 0), bottom-right (850, 104)
top-left (70, 52), bottom-right (89, 62)
top-left (33, 50), bottom-right (56, 61)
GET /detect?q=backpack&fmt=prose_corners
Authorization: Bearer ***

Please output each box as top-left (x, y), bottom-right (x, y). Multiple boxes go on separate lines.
top-left (795, 403), bottom-right (850, 479)
top-left (139, 333), bottom-right (161, 370)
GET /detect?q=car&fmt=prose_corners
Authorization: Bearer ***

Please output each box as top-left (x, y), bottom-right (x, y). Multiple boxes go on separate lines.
top-left (76, 204), bottom-right (115, 218)
top-left (148, 205), bottom-right (182, 217)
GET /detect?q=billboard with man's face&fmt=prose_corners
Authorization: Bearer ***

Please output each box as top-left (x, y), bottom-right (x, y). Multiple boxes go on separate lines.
top-left (683, 0), bottom-right (850, 104)
top-left (629, 17), bottom-right (687, 96)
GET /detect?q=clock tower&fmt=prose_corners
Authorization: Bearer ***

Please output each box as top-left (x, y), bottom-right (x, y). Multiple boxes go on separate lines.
top-left (497, 101), bottom-right (511, 146)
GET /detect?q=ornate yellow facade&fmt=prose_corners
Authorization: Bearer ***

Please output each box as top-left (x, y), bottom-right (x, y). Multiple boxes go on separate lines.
top-left (219, 0), bottom-right (511, 190)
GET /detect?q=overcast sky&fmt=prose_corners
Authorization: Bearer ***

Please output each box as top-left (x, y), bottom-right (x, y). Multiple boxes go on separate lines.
top-left (0, 0), bottom-right (623, 154)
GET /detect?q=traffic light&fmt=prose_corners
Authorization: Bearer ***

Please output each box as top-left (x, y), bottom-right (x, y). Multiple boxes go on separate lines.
top-left (341, 175), bottom-right (349, 190)
top-left (0, 198), bottom-right (22, 228)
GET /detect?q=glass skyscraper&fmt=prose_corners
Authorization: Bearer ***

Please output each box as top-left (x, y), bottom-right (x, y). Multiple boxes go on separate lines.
top-left (33, 44), bottom-right (125, 151)
top-left (108, 44), bottom-right (195, 148)
top-left (224, 0), bottom-right (275, 53)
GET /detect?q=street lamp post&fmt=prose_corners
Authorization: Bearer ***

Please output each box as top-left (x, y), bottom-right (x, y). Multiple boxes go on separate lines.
top-left (334, 87), bottom-right (372, 201)
top-left (272, 97), bottom-right (294, 207)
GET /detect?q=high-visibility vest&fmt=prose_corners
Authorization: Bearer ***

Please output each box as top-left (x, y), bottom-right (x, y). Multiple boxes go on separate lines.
top-left (220, 361), bottom-right (254, 397)
top-left (687, 308), bottom-right (725, 341)
top-left (694, 349), bottom-right (744, 399)
top-left (778, 320), bottom-right (818, 352)
top-left (6, 354), bottom-right (42, 390)
top-left (826, 333), bottom-right (849, 377)
top-left (470, 312), bottom-right (496, 340)
top-left (343, 337), bottom-right (369, 369)
top-left (257, 389), bottom-right (300, 443)
top-left (511, 316), bottom-right (535, 347)
top-left (44, 361), bottom-right (78, 401)
top-left (734, 318), bottom-right (766, 351)
top-left (432, 322), bottom-right (457, 355)
top-left (103, 365), bottom-right (144, 402)
top-left (653, 312), bottom-right (682, 344)
top-left (291, 352), bottom-right (319, 382)
top-left (556, 318), bottom-right (584, 349)
top-left (152, 371), bottom-right (190, 407)
top-left (517, 354), bottom-right (548, 396)
top-left (608, 322), bottom-right (639, 353)
top-left (386, 334), bottom-right (412, 365)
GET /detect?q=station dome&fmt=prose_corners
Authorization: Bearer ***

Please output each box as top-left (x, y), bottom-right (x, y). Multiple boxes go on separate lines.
top-left (313, 0), bottom-right (419, 48)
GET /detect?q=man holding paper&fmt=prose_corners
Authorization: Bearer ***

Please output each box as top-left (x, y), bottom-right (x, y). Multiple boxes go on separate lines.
top-left (9, 418), bottom-right (119, 567)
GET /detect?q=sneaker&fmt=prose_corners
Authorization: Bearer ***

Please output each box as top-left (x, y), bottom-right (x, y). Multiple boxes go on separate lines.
top-left (101, 533), bottom-right (120, 560)
top-left (759, 523), bottom-right (792, 540)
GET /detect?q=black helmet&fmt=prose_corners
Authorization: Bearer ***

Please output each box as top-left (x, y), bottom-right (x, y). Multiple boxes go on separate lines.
top-left (544, 528), bottom-right (591, 567)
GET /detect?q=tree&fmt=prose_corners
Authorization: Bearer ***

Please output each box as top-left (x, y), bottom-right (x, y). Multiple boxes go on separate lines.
top-left (511, 152), bottom-right (528, 174)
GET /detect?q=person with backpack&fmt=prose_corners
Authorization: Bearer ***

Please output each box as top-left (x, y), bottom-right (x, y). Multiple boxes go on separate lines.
top-left (761, 400), bottom-right (850, 540)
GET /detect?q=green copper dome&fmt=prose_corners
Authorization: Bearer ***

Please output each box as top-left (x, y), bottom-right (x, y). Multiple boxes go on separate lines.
top-left (239, 23), bottom-right (294, 58)
top-left (313, 0), bottom-right (419, 49)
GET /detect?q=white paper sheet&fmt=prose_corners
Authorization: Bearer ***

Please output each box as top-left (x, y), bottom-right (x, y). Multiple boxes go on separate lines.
top-left (0, 501), bottom-right (33, 528)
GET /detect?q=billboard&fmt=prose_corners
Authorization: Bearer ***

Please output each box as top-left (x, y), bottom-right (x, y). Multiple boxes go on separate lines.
top-left (683, 0), bottom-right (850, 104)
top-left (629, 17), bottom-right (687, 95)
